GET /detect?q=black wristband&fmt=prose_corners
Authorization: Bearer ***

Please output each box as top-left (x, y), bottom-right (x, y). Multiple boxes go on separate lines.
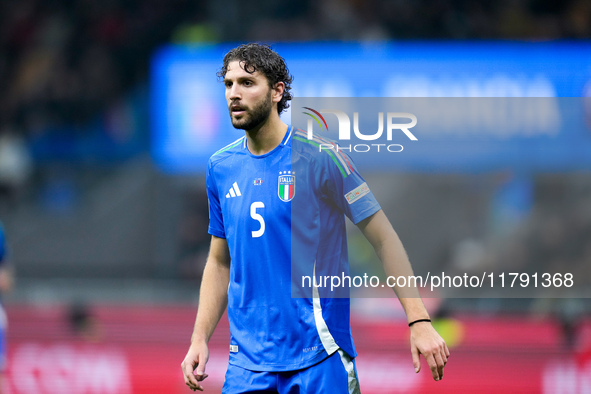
top-left (408, 318), bottom-right (431, 327)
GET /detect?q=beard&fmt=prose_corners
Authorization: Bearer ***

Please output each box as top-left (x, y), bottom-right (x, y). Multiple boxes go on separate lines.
top-left (229, 91), bottom-right (273, 131)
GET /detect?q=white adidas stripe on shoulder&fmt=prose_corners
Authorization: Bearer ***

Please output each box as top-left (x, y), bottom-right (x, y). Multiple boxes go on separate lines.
top-left (294, 131), bottom-right (351, 175)
top-left (213, 136), bottom-right (245, 156)
top-left (284, 126), bottom-right (293, 145)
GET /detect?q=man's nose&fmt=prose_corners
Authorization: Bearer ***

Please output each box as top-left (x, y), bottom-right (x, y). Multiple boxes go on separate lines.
top-left (228, 84), bottom-right (241, 100)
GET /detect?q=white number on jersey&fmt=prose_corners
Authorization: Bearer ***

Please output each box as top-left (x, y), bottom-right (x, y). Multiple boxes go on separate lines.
top-left (250, 201), bottom-right (265, 238)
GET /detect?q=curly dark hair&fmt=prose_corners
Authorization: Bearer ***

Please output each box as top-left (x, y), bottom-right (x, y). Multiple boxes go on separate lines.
top-left (217, 43), bottom-right (293, 115)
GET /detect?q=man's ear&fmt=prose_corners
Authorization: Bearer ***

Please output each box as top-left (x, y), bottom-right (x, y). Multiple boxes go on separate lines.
top-left (272, 82), bottom-right (285, 103)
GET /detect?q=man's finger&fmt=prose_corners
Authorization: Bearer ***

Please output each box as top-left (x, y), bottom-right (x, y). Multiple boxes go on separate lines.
top-left (411, 345), bottom-right (421, 373)
top-left (434, 351), bottom-right (445, 380)
top-left (440, 347), bottom-right (448, 365)
top-left (183, 361), bottom-right (199, 387)
top-left (425, 352), bottom-right (440, 381)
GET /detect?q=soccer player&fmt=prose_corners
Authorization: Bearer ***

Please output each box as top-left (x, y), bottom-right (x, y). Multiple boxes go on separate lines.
top-left (181, 43), bottom-right (449, 393)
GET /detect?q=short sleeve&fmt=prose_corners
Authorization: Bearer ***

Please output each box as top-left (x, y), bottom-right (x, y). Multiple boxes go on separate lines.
top-left (321, 149), bottom-right (381, 224)
top-left (206, 162), bottom-right (226, 238)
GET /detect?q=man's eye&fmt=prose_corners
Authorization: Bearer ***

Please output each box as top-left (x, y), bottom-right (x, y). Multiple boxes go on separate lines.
top-left (244, 80), bottom-right (253, 86)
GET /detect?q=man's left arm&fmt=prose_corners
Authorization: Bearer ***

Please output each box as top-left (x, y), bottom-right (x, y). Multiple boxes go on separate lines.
top-left (357, 209), bottom-right (450, 381)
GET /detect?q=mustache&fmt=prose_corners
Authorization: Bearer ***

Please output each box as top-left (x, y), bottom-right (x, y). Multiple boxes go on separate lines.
top-left (229, 101), bottom-right (247, 111)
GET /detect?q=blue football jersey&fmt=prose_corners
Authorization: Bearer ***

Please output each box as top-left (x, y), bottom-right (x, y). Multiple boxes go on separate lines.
top-left (206, 126), bottom-right (380, 372)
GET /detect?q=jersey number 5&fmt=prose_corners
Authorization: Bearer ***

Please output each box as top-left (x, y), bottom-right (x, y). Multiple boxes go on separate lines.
top-left (250, 202), bottom-right (265, 238)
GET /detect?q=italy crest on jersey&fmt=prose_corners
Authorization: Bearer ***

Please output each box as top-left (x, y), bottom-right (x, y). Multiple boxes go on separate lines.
top-left (278, 171), bottom-right (295, 202)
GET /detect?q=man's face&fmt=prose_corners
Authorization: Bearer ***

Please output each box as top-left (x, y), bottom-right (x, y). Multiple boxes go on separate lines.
top-left (224, 60), bottom-right (273, 131)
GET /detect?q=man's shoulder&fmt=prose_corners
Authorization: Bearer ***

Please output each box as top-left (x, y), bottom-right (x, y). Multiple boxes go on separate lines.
top-left (291, 129), bottom-right (353, 177)
top-left (208, 136), bottom-right (246, 168)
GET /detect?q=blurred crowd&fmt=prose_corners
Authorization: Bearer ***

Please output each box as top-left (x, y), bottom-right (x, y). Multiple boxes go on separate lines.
top-left (0, 0), bottom-right (195, 137)
top-left (240, 0), bottom-right (591, 42)
top-left (0, 0), bottom-right (590, 141)
top-left (447, 174), bottom-right (591, 288)
top-left (496, 175), bottom-right (591, 288)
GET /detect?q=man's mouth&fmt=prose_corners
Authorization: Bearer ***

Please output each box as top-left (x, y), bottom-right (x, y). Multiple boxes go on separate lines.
top-left (231, 105), bottom-right (246, 116)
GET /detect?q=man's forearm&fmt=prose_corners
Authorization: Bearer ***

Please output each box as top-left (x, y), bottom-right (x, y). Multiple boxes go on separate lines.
top-left (192, 259), bottom-right (230, 344)
top-left (191, 236), bottom-right (231, 344)
top-left (373, 234), bottom-right (430, 321)
top-left (359, 210), bottom-right (429, 320)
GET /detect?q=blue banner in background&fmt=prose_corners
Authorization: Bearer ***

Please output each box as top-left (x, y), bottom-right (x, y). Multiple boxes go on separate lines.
top-left (150, 41), bottom-right (591, 173)
top-left (291, 97), bottom-right (591, 173)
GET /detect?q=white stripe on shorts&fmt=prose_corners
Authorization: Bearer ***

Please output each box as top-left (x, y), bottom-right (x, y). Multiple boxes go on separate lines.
top-left (338, 349), bottom-right (361, 394)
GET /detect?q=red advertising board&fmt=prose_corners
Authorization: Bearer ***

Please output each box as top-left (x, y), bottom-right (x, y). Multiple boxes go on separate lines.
top-left (3, 304), bottom-right (590, 393)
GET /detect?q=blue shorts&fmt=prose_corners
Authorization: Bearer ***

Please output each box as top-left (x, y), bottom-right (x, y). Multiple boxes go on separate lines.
top-left (222, 349), bottom-right (360, 393)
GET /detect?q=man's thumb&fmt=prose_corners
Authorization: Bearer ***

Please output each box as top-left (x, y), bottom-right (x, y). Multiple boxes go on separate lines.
top-left (195, 356), bottom-right (207, 376)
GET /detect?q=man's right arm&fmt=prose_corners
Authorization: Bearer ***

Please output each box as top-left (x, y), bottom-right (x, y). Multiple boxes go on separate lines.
top-left (182, 235), bottom-right (230, 392)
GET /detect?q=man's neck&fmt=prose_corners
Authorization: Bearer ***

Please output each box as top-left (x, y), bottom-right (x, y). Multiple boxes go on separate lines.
top-left (245, 115), bottom-right (288, 156)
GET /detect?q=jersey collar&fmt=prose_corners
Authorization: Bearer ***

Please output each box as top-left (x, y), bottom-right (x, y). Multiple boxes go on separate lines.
top-left (243, 125), bottom-right (293, 157)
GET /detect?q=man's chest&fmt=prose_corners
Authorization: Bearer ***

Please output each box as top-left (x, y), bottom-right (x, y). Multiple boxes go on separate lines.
top-left (217, 156), bottom-right (296, 236)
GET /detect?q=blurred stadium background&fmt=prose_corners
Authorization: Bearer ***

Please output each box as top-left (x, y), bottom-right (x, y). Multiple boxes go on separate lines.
top-left (1, 0), bottom-right (591, 393)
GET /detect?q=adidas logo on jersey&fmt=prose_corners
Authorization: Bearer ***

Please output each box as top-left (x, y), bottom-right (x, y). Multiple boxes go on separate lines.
top-left (225, 182), bottom-right (242, 198)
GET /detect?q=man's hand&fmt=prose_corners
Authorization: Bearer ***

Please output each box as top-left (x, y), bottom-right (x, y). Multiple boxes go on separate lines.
top-left (181, 342), bottom-right (210, 391)
top-left (410, 321), bottom-right (450, 381)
